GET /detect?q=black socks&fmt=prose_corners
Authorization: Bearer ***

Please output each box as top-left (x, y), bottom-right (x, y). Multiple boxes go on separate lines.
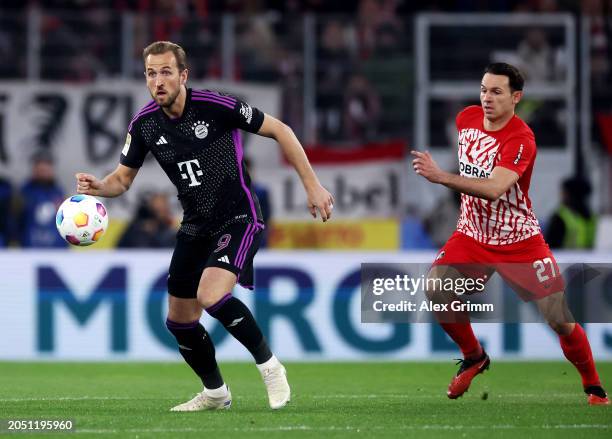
top-left (165, 319), bottom-right (224, 389)
top-left (206, 294), bottom-right (273, 364)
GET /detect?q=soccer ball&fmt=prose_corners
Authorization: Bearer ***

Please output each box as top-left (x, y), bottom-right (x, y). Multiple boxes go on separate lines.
top-left (56, 194), bottom-right (109, 246)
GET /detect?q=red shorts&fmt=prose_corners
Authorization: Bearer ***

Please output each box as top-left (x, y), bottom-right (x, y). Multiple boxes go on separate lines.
top-left (432, 231), bottom-right (565, 301)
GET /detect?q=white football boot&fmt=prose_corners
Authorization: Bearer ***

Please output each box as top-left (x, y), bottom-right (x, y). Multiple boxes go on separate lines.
top-left (170, 386), bottom-right (232, 412)
top-left (258, 356), bottom-right (291, 409)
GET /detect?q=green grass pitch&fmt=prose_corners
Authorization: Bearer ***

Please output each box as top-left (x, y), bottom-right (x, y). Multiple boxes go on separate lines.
top-left (0, 361), bottom-right (610, 438)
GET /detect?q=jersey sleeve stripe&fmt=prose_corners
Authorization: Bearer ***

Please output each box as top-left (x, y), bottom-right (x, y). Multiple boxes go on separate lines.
top-left (192, 97), bottom-right (235, 109)
top-left (192, 90), bottom-right (236, 105)
top-left (129, 100), bottom-right (157, 121)
top-left (192, 90), bottom-right (237, 105)
top-left (127, 105), bottom-right (160, 132)
top-left (232, 129), bottom-right (259, 223)
top-left (128, 100), bottom-right (159, 131)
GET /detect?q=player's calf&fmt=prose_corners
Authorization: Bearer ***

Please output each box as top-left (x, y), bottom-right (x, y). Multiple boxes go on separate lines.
top-left (165, 319), bottom-right (225, 390)
top-left (206, 293), bottom-right (273, 364)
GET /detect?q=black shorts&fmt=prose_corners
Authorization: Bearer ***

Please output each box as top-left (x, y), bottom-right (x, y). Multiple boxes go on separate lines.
top-left (167, 222), bottom-right (263, 299)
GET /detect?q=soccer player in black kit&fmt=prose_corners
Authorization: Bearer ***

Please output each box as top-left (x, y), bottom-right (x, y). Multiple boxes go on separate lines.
top-left (76, 41), bottom-right (334, 411)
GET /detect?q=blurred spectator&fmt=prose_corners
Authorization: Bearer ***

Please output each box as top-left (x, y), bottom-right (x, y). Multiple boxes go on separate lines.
top-left (150, 0), bottom-right (185, 42)
top-left (317, 20), bottom-right (353, 141)
top-left (516, 28), bottom-right (556, 82)
top-left (545, 176), bottom-right (597, 249)
top-left (424, 189), bottom-right (462, 248)
top-left (244, 157), bottom-right (272, 247)
top-left (17, 150), bottom-right (66, 247)
top-left (357, 0), bottom-right (383, 59)
top-left (236, 17), bottom-right (280, 82)
top-left (0, 177), bottom-right (13, 247)
top-left (584, 0), bottom-right (612, 117)
top-left (40, 11), bottom-right (117, 81)
top-left (361, 21), bottom-right (412, 139)
top-left (512, 28), bottom-right (566, 146)
top-left (277, 45), bottom-right (305, 138)
top-left (343, 73), bottom-right (381, 141)
top-left (0, 6), bottom-right (27, 78)
top-left (117, 192), bottom-right (177, 248)
top-left (356, 0), bottom-right (402, 59)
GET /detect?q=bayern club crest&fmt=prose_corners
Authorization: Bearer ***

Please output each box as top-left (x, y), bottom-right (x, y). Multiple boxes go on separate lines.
top-left (193, 121), bottom-right (209, 139)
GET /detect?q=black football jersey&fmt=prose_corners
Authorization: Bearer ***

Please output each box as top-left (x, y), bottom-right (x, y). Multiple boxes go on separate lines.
top-left (120, 88), bottom-right (265, 236)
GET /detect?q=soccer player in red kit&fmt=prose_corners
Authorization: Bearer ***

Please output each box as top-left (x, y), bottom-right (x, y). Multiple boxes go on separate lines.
top-left (412, 63), bottom-right (608, 405)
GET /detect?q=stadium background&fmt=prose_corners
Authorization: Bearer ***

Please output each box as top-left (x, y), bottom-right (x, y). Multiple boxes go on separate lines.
top-left (0, 0), bottom-right (611, 364)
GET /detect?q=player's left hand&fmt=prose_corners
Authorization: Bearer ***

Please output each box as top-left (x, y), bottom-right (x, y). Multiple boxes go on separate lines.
top-left (306, 184), bottom-right (334, 222)
top-left (411, 150), bottom-right (446, 184)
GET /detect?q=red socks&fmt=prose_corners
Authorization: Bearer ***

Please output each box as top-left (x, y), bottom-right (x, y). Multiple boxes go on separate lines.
top-left (559, 324), bottom-right (600, 388)
top-left (440, 323), bottom-right (483, 360)
top-left (440, 321), bottom-right (601, 388)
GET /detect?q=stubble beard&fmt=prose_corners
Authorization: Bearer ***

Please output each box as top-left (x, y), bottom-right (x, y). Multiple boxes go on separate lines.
top-left (150, 85), bottom-right (180, 108)
top-left (158, 90), bottom-right (179, 108)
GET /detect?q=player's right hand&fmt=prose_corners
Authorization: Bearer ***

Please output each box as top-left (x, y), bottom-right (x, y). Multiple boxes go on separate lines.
top-left (411, 150), bottom-right (445, 184)
top-left (75, 173), bottom-right (102, 195)
top-left (306, 183), bottom-right (334, 223)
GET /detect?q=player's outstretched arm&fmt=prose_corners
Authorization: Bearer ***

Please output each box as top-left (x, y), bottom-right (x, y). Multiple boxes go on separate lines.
top-left (411, 150), bottom-right (519, 201)
top-left (257, 113), bottom-right (334, 222)
top-left (75, 164), bottom-right (139, 198)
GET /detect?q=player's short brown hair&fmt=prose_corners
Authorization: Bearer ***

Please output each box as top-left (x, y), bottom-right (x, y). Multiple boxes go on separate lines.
top-left (484, 63), bottom-right (524, 92)
top-left (143, 41), bottom-right (187, 71)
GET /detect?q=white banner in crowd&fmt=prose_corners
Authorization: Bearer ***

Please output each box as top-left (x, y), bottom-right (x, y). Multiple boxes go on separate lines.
top-left (0, 250), bottom-right (610, 361)
top-left (0, 81), bottom-right (409, 223)
top-left (0, 82), bottom-right (579, 226)
top-left (0, 81), bottom-right (280, 219)
top-left (260, 161), bottom-right (404, 220)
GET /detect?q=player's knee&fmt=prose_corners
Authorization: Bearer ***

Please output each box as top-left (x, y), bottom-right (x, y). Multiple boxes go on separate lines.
top-left (167, 275), bottom-right (199, 302)
top-left (167, 294), bottom-right (202, 323)
top-left (165, 318), bottom-right (213, 353)
top-left (165, 318), bottom-right (199, 338)
top-left (197, 289), bottom-right (225, 309)
top-left (547, 320), bottom-right (574, 336)
top-left (425, 278), bottom-right (444, 300)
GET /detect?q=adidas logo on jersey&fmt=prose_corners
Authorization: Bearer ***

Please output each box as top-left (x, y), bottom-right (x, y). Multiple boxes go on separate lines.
top-left (218, 255), bottom-right (230, 264)
top-left (156, 135), bottom-right (168, 145)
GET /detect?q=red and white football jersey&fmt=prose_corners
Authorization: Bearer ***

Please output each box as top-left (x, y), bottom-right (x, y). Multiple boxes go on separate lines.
top-left (455, 105), bottom-right (541, 245)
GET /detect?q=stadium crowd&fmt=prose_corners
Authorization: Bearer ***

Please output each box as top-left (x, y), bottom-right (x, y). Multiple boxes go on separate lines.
top-left (0, 0), bottom-right (610, 141)
top-left (0, 0), bottom-right (610, 248)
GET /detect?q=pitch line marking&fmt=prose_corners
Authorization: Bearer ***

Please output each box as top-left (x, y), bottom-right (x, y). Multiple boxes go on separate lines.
top-left (68, 424), bottom-right (611, 434)
top-left (0, 393), bottom-right (585, 402)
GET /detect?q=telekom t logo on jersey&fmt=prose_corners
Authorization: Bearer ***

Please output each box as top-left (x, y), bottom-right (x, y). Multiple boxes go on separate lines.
top-left (177, 159), bottom-right (203, 186)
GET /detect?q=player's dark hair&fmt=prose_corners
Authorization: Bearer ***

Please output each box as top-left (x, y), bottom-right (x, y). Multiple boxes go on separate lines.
top-left (483, 63), bottom-right (524, 92)
top-left (143, 41), bottom-right (188, 71)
